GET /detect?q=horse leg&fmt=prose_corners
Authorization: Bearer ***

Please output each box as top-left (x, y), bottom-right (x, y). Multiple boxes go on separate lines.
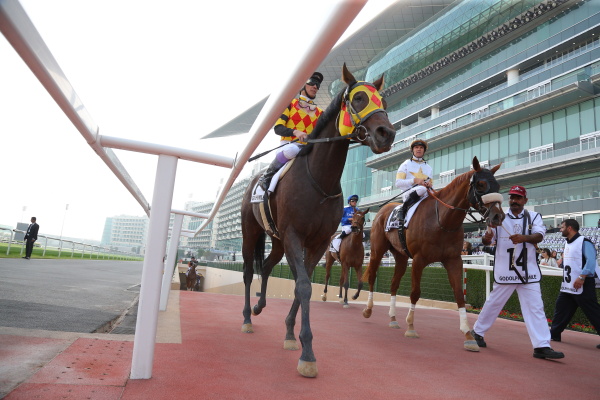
top-left (241, 221), bottom-right (263, 333)
top-left (286, 242), bottom-right (322, 378)
top-left (389, 247), bottom-right (408, 330)
top-left (322, 252), bottom-right (333, 301)
top-left (362, 237), bottom-right (388, 318)
top-left (339, 264), bottom-right (347, 306)
top-left (341, 266), bottom-right (350, 308)
top-left (404, 257), bottom-right (425, 338)
top-left (444, 256), bottom-right (479, 352)
top-left (252, 240), bottom-right (284, 316)
top-left (352, 265), bottom-right (363, 300)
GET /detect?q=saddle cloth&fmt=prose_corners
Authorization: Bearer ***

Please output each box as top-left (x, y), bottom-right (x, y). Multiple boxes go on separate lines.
top-left (250, 159), bottom-right (295, 203)
top-left (329, 234), bottom-right (342, 253)
top-left (385, 197), bottom-right (425, 231)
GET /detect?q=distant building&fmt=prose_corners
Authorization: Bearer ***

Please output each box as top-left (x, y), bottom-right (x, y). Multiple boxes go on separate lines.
top-left (183, 200), bottom-right (215, 252)
top-left (214, 162), bottom-right (267, 253)
top-left (101, 215), bottom-right (148, 254)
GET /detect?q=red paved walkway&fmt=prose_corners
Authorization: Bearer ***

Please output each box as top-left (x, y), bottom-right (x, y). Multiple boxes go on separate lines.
top-left (2, 291), bottom-right (599, 399)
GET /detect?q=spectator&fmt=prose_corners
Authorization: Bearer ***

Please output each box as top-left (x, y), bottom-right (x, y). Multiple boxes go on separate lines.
top-left (22, 217), bottom-right (39, 260)
top-left (539, 248), bottom-right (558, 268)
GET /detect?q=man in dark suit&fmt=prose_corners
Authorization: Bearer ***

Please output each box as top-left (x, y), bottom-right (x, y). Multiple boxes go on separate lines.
top-left (23, 217), bottom-right (39, 259)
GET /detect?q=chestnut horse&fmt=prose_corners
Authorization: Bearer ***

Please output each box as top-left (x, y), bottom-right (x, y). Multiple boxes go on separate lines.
top-left (362, 157), bottom-right (504, 351)
top-left (240, 64), bottom-right (395, 377)
top-left (321, 208), bottom-right (369, 307)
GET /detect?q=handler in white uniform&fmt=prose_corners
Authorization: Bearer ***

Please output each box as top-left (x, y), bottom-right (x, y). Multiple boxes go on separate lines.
top-left (471, 185), bottom-right (564, 359)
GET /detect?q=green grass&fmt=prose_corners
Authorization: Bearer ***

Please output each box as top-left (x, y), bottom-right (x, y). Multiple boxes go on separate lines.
top-left (0, 242), bottom-right (143, 261)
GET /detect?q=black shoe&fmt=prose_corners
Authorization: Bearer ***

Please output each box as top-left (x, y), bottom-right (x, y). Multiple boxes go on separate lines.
top-left (22, 256), bottom-right (27, 259)
top-left (533, 347), bottom-right (564, 359)
top-left (470, 330), bottom-right (486, 348)
top-left (551, 337), bottom-right (561, 342)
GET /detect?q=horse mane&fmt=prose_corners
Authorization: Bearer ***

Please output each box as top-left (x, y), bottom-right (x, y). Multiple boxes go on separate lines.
top-left (437, 169), bottom-right (475, 197)
top-left (297, 89), bottom-right (345, 157)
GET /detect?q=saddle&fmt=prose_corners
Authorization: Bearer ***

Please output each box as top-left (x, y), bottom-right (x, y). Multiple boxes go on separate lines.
top-left (252, 159), bottom-right (296, 239)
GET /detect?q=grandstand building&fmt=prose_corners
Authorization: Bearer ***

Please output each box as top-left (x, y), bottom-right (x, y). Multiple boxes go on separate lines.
top-left (205, 0), bottom-right (600, 253)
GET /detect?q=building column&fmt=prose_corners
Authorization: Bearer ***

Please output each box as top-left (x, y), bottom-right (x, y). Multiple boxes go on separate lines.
top-left (507, 68), bottom-right (519, 86)
top-left (431, 106), bottom-right (439, 119)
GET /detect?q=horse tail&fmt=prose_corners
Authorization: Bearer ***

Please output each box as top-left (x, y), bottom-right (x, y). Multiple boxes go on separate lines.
top-left (253, 231), bottom-right (266, 276)
top-left (361, 263), bottom-right (371, 282)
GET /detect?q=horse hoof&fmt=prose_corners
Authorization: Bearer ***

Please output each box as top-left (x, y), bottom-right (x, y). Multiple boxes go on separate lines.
top-left (389, 321), bottom-right (400, 329)
top-left (464, 340), bottom-right (480, 352)
top-left (362, 308), bottom-right (372, 318)
top-left (321, 294), bottom-right (327, 301)
top-left (343, 304), bottom-right (350, 309)
top-left (284, 340), bottom-right (299, 350)
top-left (338, 299), bottom-right (345, 305)
top-left (405, 330), bottom-right (419, 338)
top-left (297, 360), bottom-right (318, 378)
top-left (251, 306), bottom-right (262, 316)
top-left (241, 323), bottom-right (253, 333)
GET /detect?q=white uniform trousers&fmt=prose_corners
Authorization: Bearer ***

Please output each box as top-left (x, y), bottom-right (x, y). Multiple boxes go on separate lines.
top-left (473, 282), bottom-right (550, 349)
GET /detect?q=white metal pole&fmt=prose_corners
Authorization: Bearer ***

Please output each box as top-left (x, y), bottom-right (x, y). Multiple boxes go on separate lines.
top-left (159, 213), bottom-right (184, 311)
top-left (131, 154), bottom-right (178, 379)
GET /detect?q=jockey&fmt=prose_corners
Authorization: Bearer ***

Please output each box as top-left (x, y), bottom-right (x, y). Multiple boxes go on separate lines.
top-left (258, 72), bottom-right (324, 191)
top-left (331, 194), bottom-right (360, 253)
top-left (395, 139), bottom-right (433, 226)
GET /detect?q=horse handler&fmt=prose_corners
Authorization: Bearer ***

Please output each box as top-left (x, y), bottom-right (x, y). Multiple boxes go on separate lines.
top-left (471, 185), bottom-right (564, 359)
top-left (550, 219), bottom-right (600, 349)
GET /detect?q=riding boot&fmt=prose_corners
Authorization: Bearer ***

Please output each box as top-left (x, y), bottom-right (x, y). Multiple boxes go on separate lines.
top-left (399, 190), bottom-right (421, 226)
top-left (258, 158), bottom-right (286, 191)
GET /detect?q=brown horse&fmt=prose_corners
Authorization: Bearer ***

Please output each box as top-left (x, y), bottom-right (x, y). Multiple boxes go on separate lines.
top-left (240, 64), bottom-right (395, 377)
top-left (186, 262), bottom-right (197, 291)
top-left (322, 208), bottom-right (369, 307)
top-left (362, 157), bottom-right (504, 351)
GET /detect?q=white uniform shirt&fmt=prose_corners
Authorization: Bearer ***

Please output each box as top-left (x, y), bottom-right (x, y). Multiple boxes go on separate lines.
top-left (492, 209), bottom-right (545, 284)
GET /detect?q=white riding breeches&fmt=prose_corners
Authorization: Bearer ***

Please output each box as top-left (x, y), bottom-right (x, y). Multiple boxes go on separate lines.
top-left (402, 185), bottom-right (428, 202)
top-left (341, 225), bottom-right (352, 235)
top-left (279, 142), bottom-right (302, 160)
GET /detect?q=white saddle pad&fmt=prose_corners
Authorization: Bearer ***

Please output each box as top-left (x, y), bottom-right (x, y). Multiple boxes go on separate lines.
top-left (250, 162), bottom-right (289, 203)
top-left (385, 197), bottom-right (425, 231)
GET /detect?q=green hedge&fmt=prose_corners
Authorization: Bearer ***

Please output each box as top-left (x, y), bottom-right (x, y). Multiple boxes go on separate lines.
top-left (208, 261), bottom-right (595, 329)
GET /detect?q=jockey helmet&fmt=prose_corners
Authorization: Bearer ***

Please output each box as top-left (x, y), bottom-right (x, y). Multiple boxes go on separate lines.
top-left (347, 194), bottom-right (359, 203)
top-left (410, 139), bottom-right (428, 152)
top-left (300, 72), bottom-right (323, 99)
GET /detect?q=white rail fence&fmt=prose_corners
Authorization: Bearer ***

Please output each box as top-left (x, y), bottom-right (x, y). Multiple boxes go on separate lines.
top-left (0, 0), bottom-right (369, 379)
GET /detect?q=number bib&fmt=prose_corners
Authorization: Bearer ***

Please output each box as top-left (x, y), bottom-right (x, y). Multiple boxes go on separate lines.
top-left (561, 236), bottom-right (585, 294)
top-left (493, 213), bottom-right (541, 284)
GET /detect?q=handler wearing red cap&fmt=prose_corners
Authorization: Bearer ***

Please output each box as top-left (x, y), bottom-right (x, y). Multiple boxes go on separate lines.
top-left (258, 72), bottom-right (324, 191)
top-left (471, 185), bottom-right (565, 359)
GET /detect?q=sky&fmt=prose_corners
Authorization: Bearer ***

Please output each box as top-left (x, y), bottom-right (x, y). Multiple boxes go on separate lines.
top-left (0, 0), bottom-right (396, 241)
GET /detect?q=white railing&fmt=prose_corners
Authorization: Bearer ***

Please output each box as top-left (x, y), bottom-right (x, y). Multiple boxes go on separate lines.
top-left (0, 0), bottom-right (368, 380)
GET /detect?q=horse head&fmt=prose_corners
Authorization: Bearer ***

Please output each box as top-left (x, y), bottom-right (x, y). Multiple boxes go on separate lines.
top-left (351, 208), bottom-right (369, 233)
top-left (339, 64), bottom-right (395, 154)
top-left (468, 157), bottom-right (505, 227)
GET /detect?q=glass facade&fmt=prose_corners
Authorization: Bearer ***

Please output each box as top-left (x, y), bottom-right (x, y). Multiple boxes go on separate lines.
top-left (340, 0), bottom-right (600, 229)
